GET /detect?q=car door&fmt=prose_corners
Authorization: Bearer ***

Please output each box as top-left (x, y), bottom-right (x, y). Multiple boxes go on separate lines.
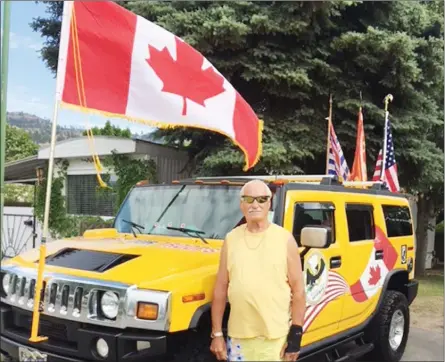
top-left (283, 190), bottom-right (348, 346)
top-left (337, 197), bottom-right (385, 332)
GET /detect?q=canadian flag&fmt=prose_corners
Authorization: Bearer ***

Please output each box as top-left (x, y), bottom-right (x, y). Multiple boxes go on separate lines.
top-left (56, 1), bottom-right (262, 170)
top-left (349, 226), bottom-right (398, 302)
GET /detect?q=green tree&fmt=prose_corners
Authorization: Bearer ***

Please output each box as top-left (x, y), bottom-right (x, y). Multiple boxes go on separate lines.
top-left (6, 124), bottom-right (39, 162)
top-left (4, 125), bottom-right (39, 205)
top-left (82, 120), bottom-right (132, 138)
top-left (30, 1), bottom-right (443, 274)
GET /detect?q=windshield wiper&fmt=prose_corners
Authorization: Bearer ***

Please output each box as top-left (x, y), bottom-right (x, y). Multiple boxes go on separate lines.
top-left (166, 226), bottom-right (208, 244)
top-left (122, 219), bottom-right (145, 237)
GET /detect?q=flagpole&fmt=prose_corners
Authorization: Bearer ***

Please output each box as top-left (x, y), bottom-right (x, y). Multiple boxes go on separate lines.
top-left (0, 0), bottom-right (12, 262)
top-left (380, 94), bottom-right (393, 181)
top-left (325, 94), bottom-right (333, 174)
top-left (29, 100), bottom-right (60, 342)
top-left (29, 0), bottom-right (72, 343)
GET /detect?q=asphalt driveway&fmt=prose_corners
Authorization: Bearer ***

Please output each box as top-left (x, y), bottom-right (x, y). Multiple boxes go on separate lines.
top-left (402, 327), bottom-right (443, 361)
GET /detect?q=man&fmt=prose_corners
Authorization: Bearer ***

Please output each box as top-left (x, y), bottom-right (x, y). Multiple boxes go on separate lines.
top-left (210, 180), bottom-right (306, 362)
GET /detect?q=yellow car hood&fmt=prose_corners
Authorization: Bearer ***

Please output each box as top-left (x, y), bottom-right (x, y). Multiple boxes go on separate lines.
top-left (2, 234), bottom-right (221, 289)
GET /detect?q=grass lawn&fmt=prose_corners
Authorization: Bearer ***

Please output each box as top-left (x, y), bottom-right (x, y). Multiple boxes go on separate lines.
top-left (417, 270), bottom-right (444, 297)
top-left (410, 268), bottom-right (444, 333)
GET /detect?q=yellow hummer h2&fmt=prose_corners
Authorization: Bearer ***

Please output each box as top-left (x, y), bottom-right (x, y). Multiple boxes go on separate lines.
top-left (0, 175), bottom-right (418, 362)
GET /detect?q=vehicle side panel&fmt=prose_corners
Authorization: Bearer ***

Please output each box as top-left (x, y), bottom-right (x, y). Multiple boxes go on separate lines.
top-left (338, 194), bottom-right (414, 333)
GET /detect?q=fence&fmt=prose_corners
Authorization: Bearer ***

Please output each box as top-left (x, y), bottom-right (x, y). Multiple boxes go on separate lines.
top-left (1, 207), bottom-right (42, 261)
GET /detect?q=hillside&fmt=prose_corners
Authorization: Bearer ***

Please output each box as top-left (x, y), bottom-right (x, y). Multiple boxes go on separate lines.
top-left (7, 112), bottom-right (84, 145)
top-left (6, 112), bottom-right (159, 146)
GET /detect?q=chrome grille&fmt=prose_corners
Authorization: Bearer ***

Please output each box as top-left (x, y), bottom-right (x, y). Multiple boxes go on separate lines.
top-left (0, 264), bottom-right (172, 331)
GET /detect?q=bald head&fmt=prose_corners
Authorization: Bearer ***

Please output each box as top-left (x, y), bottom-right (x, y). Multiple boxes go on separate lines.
top-left (240, 180), bottom-right (272, 198)
top-left (239, 180), bottom-right (272, 223)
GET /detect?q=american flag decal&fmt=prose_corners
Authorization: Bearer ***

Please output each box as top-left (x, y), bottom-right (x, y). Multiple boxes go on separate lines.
top-left (303, 271), bottom-right (348, 332)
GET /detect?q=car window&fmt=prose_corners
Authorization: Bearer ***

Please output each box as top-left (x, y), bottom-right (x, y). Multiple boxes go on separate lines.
top-left (345, 204), bottom-right (375, 242)
top-left (292, 202), bottom-right (335, 246)
top-left (382, 205), bottom-right (413, 237)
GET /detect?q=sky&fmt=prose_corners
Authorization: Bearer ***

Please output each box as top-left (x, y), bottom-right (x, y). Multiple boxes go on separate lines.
top-left (2, 0), bottom-right (154, 135)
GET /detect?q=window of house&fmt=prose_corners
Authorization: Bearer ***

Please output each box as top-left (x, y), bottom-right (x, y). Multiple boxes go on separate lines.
top-left (66, 175), bottom-right (117, 217)
top-left (345, 204), bottom-right (375, 242)
top-left (382, 205), bottom-right (413, 237)
top-left (292, 202), bottom-right (335, 246)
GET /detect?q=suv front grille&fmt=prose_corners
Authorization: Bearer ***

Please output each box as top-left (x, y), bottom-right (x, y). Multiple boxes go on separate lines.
top-left (0, 265), bottom-right (172, 332)
top-left (1, 267), bottom-right (129, 328)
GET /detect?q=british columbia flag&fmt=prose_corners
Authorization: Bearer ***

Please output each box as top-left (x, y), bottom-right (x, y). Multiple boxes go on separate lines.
top-left (372, 118), bottom-right (400, 192)
top-left (327, 123), bottom-right (350, 180)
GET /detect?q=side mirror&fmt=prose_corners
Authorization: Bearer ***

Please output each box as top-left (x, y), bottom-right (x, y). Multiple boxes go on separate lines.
top-left (300, 226), bottom-right (332, 249)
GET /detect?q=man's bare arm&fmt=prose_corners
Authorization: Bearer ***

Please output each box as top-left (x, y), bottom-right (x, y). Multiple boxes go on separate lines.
top-left (287, 234), bottom-right (306, 326)
top-left (211, 240), bottom-right (229, 334)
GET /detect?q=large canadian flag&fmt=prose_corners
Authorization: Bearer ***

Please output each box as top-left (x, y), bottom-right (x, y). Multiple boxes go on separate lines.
top-left (56, 1), bottom-right (262, 170)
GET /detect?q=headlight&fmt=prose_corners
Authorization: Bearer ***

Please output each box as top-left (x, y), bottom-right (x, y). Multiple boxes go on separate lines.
top-left (2, 273), bottom-right (10, 295)
top-left (100, 291), bottom-right (119, 319)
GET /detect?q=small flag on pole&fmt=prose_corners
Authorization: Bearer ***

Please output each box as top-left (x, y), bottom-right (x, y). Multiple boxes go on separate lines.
top-left (348, 107), bottom-right (367, 181)
top-left (372, 96), bottom-right (400, 192)
top-left (56, 1), bottom-right (262, 171)
top-left (327, 123), bottom-right (350, 180)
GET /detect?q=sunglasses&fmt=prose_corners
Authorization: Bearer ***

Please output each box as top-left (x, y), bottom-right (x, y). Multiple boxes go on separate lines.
top-left (241, 195), bottom-right (271, 204)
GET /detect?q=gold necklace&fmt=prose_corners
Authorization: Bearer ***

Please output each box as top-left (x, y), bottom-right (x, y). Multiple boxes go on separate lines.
top-left (243, 226), bottom-right (268, 250)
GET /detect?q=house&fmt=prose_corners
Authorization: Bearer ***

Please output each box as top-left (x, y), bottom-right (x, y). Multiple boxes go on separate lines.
top-left (5, 136), bottom-right (191, 217)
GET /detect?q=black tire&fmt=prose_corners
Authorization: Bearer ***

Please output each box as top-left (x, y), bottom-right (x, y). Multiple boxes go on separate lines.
top-left (363, 290), bottom-right (410, 362)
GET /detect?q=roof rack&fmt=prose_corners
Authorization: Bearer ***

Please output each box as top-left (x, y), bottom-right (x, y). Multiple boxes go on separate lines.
top-left (177, 175), bottom-right (389, 190)
top-left (343, 181), bottom-right (389, 190)
top-left (190, 175), bottom-right (342, 183)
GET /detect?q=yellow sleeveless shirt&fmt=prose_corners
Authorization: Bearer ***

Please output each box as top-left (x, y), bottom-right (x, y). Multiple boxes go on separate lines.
top-left (226, 223), bottom-right (291, 339)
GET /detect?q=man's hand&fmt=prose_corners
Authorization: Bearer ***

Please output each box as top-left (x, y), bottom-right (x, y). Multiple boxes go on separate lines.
top-left (280, 342), bottom-right (300, 361)
top-left (210, 336), bottom-right (228, 360)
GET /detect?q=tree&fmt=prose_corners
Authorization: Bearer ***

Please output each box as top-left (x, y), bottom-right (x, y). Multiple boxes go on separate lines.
top-left (4, 125), bottom-right (39, 205)
top-left (6, 124), bottom-right (39, 162)
top-left (82, 120), bottom-right (132, 138)
top-left (31, 1), bottom-right (443, 274)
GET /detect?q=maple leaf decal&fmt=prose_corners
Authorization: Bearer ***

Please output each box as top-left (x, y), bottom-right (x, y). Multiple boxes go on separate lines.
top-left (146, 37), bottom-right (225, 116)
top-left (368, 265), bottom-right (381, 286)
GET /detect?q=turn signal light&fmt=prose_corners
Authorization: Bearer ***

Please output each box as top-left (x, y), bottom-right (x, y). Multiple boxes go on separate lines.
top-left (137, 302), bottom-right (158, 320)
top-left (182, 293), bottom-right (205, 303)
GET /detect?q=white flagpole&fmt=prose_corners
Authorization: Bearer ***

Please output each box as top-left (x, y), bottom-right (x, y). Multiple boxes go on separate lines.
top-left (30, 0), bottom-right (73, 342)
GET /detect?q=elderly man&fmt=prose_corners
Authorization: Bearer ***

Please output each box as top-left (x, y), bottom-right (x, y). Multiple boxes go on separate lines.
top-left (210, 180), bottom-right (306, 361)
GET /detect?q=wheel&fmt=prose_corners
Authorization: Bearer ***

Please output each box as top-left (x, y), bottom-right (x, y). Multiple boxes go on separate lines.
top-left (363, 290), bottom-right (410, 362)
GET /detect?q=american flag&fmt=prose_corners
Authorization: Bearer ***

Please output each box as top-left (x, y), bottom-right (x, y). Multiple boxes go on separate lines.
top-left (327, 123), bottom-right (350, 180)
top-left (372, 118), bottom-right (400, 192)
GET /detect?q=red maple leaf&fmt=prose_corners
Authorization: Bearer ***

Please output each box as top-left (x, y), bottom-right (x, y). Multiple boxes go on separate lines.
top-left (146, 37), bottom-right (225, 116)
top-left (368, 265), bottom-right (381, 286)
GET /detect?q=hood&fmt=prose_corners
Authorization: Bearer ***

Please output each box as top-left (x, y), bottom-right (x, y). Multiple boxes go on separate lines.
top-left (3, 234), bottom-right (221, 288)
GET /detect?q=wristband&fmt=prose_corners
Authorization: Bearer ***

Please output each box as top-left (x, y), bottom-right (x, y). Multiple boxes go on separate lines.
top-left (285, 325), bottom-right (303, 353)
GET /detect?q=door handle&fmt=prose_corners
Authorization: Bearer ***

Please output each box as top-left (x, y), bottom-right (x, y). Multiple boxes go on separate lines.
top-left (375, 250), bottom-right (384, 260)
top-left (330, 256), bottom-right (342, 269)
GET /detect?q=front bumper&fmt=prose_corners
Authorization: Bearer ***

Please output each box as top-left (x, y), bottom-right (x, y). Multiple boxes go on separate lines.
top-left (0, 303), bottom-right (167, 362)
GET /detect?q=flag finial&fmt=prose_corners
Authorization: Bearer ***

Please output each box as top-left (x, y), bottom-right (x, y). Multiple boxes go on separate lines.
top-left (384, 94), bottom-right (393, 112)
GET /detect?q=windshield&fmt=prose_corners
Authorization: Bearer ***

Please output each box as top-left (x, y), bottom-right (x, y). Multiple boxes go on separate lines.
top-left (114, 184), bottom-right (276, 240)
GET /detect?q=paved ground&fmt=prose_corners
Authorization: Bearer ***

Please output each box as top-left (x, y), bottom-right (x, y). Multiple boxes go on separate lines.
top-left (401, 327), bottom-right (443, 361)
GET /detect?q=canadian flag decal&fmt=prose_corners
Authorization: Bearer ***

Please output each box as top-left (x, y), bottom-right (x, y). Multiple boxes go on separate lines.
top-left (350, 226), bottom-right (398, 302)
